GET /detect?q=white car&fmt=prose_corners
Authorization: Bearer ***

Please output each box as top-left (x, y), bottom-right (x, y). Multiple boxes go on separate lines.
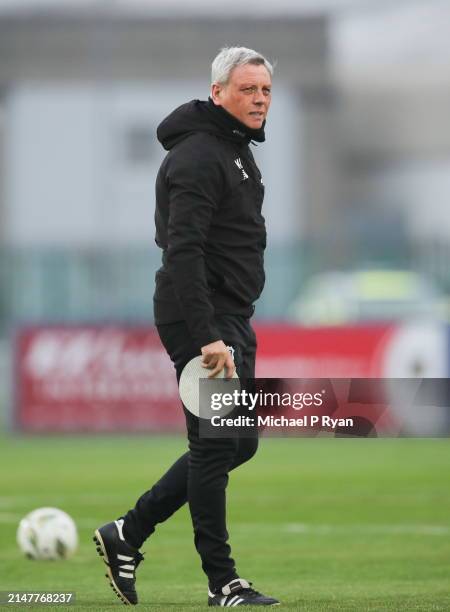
top-left (288, 269), bottom-right (447, 326)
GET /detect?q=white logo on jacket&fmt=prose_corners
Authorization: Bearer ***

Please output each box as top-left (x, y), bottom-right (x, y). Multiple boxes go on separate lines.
top-left (234, 158), bottom-right (249, 181)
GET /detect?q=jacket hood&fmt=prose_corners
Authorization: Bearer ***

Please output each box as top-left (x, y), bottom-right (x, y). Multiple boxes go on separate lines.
top-left (157, 98), bottom-right (266, 151)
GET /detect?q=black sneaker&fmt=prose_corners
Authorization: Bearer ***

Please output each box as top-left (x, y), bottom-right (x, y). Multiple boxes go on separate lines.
top-left (208, 578), bottom-right (280, 607)
top-left (93, 519), bottom-right (144, 605)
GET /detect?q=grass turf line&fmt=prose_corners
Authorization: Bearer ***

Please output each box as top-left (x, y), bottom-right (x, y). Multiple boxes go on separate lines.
top-left (0, 435), bottom-right (449, 610)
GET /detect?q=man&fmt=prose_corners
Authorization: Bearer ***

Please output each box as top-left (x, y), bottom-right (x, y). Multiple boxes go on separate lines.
top-left (94, 46), bottom-right (279, 607)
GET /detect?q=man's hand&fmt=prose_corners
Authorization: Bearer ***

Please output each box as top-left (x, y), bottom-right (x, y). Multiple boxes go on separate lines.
top-left (201, 340), bottom-right (236, 379)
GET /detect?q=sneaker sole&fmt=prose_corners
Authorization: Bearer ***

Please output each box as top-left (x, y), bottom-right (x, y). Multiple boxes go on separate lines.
top-left (208, 600), bottom-right (280, 607)
top-left (208, 604), bottom-right (281, 608)
top-left (93, 530), bottom-right (134, 606)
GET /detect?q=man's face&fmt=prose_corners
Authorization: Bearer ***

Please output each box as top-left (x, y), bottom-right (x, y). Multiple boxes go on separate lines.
top-left (211, 63), bottom-right (272, 130)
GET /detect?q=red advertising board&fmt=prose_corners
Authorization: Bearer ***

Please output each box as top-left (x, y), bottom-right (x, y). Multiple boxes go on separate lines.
top-left (254, 323), bottom-right (395, 378)
top-left (16, 326), bottom-right (182, 432)
top-left (254, 324), bottom-right (399, 436)
top-left (15, 323), bottom-right (399, 433)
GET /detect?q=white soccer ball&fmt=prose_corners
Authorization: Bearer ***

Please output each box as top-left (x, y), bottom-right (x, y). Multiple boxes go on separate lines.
top-left (17, 507), bottom-right (78, 560)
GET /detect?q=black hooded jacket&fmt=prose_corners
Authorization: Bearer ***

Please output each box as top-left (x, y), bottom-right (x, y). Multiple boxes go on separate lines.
top-left (153, 98), bottom-right (267, 348)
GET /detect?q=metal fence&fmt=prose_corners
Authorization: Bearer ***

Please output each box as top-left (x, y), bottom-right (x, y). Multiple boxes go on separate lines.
top-left (0, 244), bottom-right (305, 333)
top-left (0, 239), bottom-right (447, 336)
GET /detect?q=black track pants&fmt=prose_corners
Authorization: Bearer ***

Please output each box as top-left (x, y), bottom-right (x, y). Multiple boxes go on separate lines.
top-left (121, 315), bottom-right (258, 591)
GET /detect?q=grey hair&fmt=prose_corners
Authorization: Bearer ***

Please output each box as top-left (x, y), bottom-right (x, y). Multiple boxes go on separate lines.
top-left (211, 46), bottom-right (273, 85)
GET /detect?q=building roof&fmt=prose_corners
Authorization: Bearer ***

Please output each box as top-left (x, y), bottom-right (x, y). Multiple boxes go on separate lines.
top-left (0, 0), bottom-right (375, 18)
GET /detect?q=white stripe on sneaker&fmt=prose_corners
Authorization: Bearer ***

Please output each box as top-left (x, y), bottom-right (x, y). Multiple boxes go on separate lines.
top-left (220, 596), bottom-right (227, 606)
top-left (227, 596), bottom-right (239, 607)
top-left (119, 571), bottom-right (134, 579)
top-left (119, 564), bottom-right (135, 570)
top-left (117, 553), bottom-right (133, 562)
top-left (233, 598), bottom-right (243, 606)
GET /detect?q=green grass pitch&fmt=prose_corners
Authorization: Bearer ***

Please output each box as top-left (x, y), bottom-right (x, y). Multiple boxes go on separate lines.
top-left (0, 434), bottom-right (449, 611)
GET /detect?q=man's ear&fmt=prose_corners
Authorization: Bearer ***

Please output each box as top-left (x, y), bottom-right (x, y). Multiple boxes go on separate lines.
top-left (211, 83), bottom-right (222, 105)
